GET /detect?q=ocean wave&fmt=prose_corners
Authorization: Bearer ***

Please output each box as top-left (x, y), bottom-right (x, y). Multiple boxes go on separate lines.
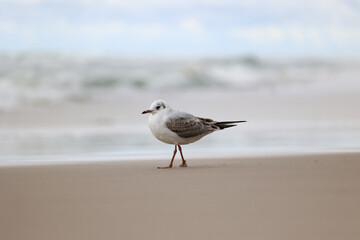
top-left (0, 53), bottom-right (359, 110)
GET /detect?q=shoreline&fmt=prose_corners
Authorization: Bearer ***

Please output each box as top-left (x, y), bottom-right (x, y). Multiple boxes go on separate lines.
top-left (1, 149), bottom-right (359, 167)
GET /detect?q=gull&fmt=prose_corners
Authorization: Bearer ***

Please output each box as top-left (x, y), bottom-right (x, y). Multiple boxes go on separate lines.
top-left (142, 99), bottom-right (246, 169)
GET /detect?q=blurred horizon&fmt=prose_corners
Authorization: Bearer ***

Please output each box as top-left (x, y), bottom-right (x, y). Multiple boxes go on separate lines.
top-left (1, 52), bottom-right (359, 112)
top-left (1, 0), bottom-right (360, 58)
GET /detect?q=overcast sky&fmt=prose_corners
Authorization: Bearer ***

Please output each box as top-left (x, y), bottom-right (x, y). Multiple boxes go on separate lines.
top-left (0, 0), bottom-right (359, 57)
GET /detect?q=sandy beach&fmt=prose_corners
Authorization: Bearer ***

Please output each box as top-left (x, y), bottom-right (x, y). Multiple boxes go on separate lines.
top-left (1, 152), bottom-right (360, 240)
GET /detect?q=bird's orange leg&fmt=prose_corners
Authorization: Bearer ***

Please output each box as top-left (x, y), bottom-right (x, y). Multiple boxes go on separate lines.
top-left (157, 145), bottom-right (177, 169)
top-left (178, 145), bottom-right (187, 167)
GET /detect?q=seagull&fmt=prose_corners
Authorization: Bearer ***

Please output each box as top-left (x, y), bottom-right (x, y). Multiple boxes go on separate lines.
top-left (142, 99), bottom-right (246, 169)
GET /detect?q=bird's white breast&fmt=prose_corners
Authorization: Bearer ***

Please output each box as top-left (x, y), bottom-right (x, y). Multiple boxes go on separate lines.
top-left (148, 109), bottom-right (196, 145)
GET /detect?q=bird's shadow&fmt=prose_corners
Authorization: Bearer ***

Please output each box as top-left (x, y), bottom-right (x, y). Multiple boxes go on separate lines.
top-left (159, 161), bottom-right (243, 170)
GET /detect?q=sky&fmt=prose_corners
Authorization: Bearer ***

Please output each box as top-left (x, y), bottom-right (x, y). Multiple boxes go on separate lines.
top-left (0, 0), bottom-right (360, 57)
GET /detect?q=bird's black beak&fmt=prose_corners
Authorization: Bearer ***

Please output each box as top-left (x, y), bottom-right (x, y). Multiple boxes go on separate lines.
top-left (142, 110), bottom-right (152, 114)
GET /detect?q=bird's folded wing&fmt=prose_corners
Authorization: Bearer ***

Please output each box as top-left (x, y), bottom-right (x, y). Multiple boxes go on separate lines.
top-left (165, 115), bottom-right (214, 138)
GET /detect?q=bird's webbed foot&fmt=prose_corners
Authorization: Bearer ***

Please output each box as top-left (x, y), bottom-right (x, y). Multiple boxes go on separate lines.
top-left (157, 165), bottom-right (173, 169)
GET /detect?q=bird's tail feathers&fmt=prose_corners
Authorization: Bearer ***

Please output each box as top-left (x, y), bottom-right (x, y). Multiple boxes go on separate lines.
top-left (215, 121), bottom-right (246, 130)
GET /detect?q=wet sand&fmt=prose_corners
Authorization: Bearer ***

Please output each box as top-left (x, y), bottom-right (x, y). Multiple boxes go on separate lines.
top-left (1, 152), bottom-right (360, 240)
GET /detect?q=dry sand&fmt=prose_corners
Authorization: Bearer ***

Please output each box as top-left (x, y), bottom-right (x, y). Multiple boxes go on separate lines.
top-left (1, 152), bottom-right (360, 240)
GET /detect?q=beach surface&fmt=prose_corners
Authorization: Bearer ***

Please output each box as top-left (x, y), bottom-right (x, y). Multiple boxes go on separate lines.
top-left (1, 152), bottom-right (360, 240)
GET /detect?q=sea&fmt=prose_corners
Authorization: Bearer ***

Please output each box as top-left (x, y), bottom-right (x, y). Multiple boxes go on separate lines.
top-left (0, 53), bottom-right (359, 165)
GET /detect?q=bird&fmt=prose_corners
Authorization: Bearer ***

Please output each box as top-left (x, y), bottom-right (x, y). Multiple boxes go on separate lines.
top-left (142, 99), bottom-right (246, 169)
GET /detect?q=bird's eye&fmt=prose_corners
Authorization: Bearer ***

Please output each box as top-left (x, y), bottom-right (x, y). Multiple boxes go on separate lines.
top-left (156, 106), bottom-right (160, 110)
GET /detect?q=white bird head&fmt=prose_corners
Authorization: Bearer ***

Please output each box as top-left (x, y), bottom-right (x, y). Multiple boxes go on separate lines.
top-left (142, 99), bottom-right (169, 115)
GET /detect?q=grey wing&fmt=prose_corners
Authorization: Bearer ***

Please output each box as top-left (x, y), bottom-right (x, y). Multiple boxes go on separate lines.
top-left (166, 114), bottom-right (218, 138)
